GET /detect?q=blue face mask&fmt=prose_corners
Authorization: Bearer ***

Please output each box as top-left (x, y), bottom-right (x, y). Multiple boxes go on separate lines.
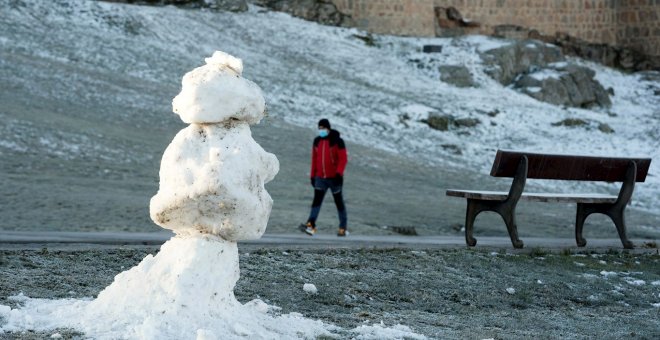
top-left (319, 129), bottom-right (329, 138)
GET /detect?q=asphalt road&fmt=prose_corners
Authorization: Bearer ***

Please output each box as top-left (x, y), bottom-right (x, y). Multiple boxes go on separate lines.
top-left (1, 231), bottom-right (657, 254)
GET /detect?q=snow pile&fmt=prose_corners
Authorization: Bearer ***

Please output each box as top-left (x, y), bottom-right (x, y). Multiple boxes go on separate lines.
top-left (303, 283), bottom-right (318, 294)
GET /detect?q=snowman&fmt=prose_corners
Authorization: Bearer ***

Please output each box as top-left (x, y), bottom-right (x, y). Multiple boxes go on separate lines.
top-left (78, 52), bottom-right (289, 339)
top-left (150, 51), bottom-right (279, 239)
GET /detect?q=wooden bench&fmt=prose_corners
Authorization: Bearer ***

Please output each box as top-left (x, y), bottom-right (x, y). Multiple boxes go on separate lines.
top-left (446, 150), bottom-right (652, 249)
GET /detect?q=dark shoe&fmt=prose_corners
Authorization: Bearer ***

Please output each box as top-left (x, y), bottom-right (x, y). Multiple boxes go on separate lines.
top-left (337, 228), bottom-right (348, 237)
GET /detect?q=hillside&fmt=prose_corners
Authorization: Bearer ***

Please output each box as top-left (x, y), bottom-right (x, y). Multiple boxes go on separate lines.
top-left (0, 0), bottom-right (658, 239)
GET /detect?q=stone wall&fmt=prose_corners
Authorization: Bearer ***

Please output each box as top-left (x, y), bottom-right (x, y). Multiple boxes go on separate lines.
top-left (332, 0), bottom-right (436, 36)
top-left (330, 0), bottom-right (659, 57)
top-left (618, 0), bottom-right (660, 57)
top-left (432, 0), bottom-right (619, 45)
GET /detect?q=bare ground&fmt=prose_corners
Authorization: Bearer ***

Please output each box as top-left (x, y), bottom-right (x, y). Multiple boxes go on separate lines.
top-left (1, 245), bottom-right (659, 339)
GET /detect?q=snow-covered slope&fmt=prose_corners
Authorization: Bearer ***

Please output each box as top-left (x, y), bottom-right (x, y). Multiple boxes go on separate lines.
top-left (1, 0), bottom-right (658, 226)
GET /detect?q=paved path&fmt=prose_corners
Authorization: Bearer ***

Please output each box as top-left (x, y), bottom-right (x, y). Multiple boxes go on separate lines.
top-left (0, 231), bottom-right (657, 253)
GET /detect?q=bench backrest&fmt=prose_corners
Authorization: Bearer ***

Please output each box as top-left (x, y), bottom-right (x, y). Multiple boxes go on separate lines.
top-left (490, 150), bottom-right (652, 182)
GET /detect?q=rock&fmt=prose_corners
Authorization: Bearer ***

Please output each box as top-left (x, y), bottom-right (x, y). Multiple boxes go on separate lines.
top-left (493, 25), bottom-right (531, 41)
top-left (422, 114), bottom-right (453, 131)
top-left (434, 6), bottom-right (480, 37)
top-left (551, 119), bottom-right (613, 133)
top-left (446, 7), bottom-right (462, 21)
top-left (353, 33), bottom-right (375, 47)
top-left (533, 31), bottom-right (660, 72)
top-left (487, 109), bottom-right (500, 117)
top-left (515, 63), bottom-right (612, 108)
top-left (254, 0), bottom-right (351, 26)
top-left (423, 45), bottom-right (443, 53)
top-left (210, 0), bottom-right (248, 11)
top-left (638, 71), bottom-right (660, 82)
top-left (454, 118), bottom-right (480, 128)
top-left (441, 144), bottom-right (462, 155)
top-left (99, 0), bottom-right (248, 11)
top-left (598, 123), bottom-right (614, 134)
top-left (508, 28), bottom-right (660, 72)
top-left (422, 114), bottom-right (480, 130)
top-left (481, 40), bottom-right (564, 85)
top-left (439, 65), bottom-right (475, 88)
top-left (551, 118), bottom-right (588, 127)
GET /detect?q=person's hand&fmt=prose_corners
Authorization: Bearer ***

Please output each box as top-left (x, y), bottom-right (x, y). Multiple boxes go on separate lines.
top-left (310, 178), bottom-right (315, 187)
top-left (334, 174), bottom-right (343, 186)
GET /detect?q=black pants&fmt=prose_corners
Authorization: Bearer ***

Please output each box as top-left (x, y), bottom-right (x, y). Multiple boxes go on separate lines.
top-left (307, 177), bottom-right (347, 228)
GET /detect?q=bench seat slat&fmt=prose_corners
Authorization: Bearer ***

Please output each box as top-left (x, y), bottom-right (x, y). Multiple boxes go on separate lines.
top-left (446, 189), bottom-right (617, 203)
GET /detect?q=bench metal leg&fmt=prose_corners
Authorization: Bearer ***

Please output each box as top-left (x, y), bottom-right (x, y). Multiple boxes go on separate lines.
top-left (501, 205), bottom-right (523, 249)
top-left (464, 199), bottom-right (524, 249)
top-left (610, 209), bottom-right (633, 249)
top-left (575, 203), bottom-right (589, 247)
top-left (464, 199), bottom-right (480, 246)
top-left (575, 203), bottom-right (634, 249)
top-left (462, 156), bottom-right (527, 249)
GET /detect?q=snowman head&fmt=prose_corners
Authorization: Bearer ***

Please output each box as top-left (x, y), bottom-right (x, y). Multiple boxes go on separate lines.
top-left (172, 52), bottom-right (266, 125)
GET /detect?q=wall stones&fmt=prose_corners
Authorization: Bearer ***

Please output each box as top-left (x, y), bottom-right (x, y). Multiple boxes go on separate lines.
top-left (331, 0), bottom-right (436, 36)
top-left (327, 0), bottom-right (659, 67)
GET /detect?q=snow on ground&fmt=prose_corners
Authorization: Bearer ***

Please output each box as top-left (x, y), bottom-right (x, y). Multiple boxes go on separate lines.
top-left (2, 0), bottom-right (657, 218)
top-left (0, 236), bottom-right (427, 339)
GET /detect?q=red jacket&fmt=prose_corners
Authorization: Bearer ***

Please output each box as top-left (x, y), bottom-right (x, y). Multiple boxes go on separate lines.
top-left (310, 130), bottom-right (347, 178)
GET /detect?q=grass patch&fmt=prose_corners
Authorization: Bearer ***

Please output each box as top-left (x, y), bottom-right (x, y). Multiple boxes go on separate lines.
top-left (529, 247), bottom-right (548, 257)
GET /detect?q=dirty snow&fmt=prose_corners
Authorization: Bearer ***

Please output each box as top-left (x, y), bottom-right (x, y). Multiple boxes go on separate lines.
top-left (350, 322), bottom-right (428, 340)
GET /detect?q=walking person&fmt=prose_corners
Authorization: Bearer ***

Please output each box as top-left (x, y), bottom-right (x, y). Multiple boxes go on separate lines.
top-left (299, 119), bottom-right (348, 236)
